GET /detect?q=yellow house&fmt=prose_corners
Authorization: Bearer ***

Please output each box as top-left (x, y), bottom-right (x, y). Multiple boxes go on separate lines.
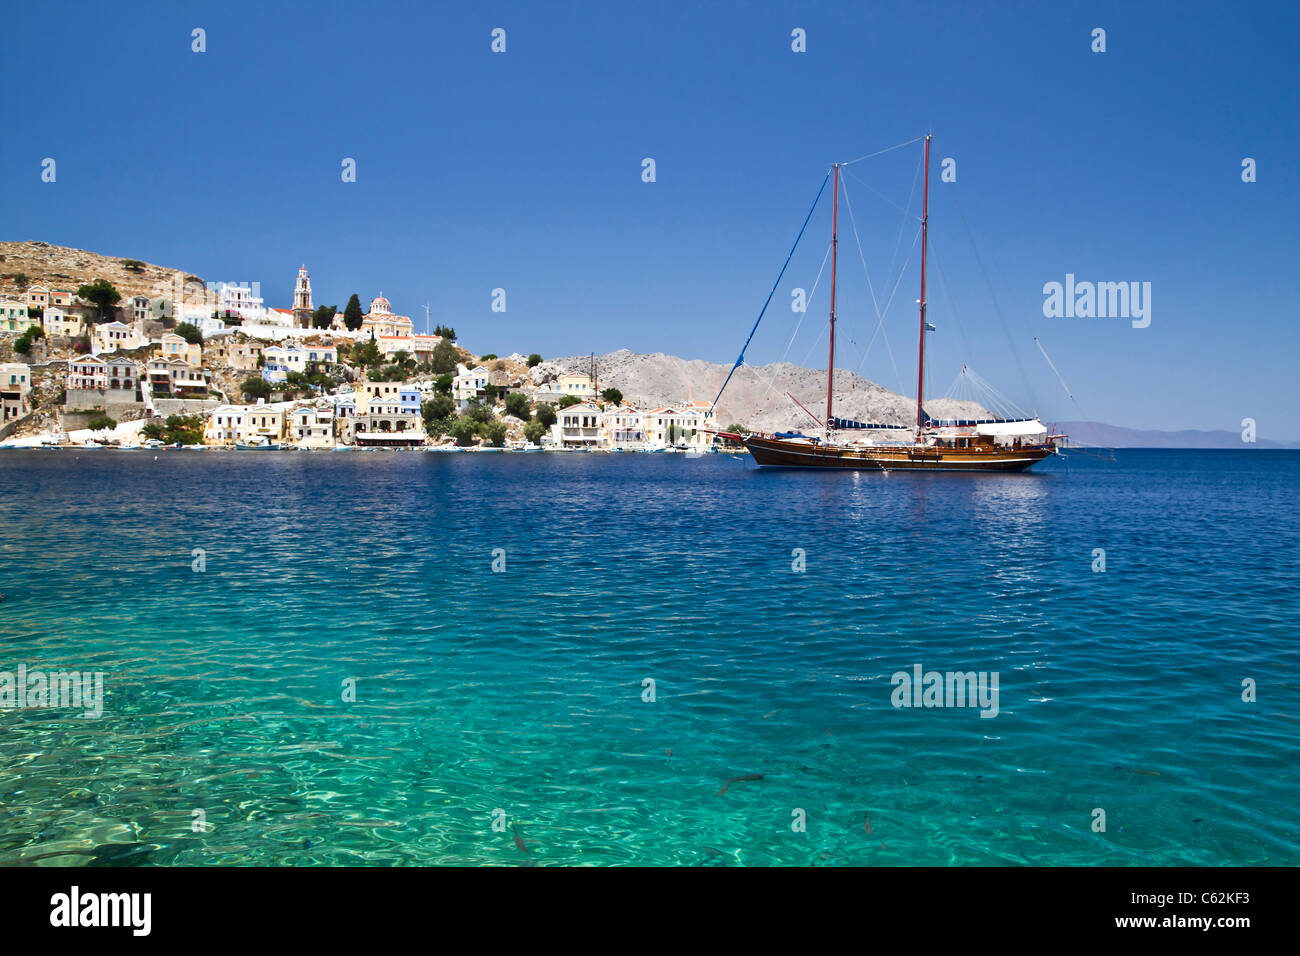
top-left (0, 301), bottom-right (31, 332)
top-left (157, 332), bottom-right (202, 367)
top-left (42, 307), bottom-right (87, 338)
top-left (555, 371), bottom-right (595, 397)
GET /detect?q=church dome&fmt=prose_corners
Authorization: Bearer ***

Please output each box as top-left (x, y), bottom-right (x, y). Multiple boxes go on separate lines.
top-left (369, 295), bottom-right (391, 314)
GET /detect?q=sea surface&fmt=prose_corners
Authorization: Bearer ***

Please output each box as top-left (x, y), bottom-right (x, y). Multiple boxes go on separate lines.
top-left (0, 448), bottom-right (1296, 866)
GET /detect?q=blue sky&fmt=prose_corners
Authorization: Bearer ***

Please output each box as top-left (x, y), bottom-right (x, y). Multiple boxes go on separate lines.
top-left (4, 1), bottom-right (1297, 437)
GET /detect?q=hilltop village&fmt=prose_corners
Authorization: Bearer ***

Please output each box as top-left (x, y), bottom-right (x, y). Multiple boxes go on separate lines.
top-left (0, 261), bottom-right (721, 451)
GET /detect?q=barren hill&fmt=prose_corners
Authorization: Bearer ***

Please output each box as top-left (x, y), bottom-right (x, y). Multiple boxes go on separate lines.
top-left (0, 240), bottom-right (202, 302)
top-left (550, 350), bottom-right (989, 433)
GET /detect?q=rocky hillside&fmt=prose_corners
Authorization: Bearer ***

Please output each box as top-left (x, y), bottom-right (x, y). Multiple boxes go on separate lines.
top-left (0, 240), bottom-right (202, 302)
top-left (548, 350), bottom-right (988, 432)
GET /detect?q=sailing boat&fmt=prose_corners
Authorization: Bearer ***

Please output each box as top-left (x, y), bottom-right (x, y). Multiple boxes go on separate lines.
top-left (721, 136), bottom-right (1059, 473)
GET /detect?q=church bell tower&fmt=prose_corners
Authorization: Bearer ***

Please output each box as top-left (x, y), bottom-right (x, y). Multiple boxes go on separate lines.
top-left (292, 265), bottom-right (313, 328)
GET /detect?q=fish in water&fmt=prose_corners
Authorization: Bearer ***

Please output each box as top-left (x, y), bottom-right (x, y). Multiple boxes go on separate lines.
top-left (863, 814), bottom-right (872, 835)
top-left (512, 825), bottom-right (529, 853)
top-left (665, 748), bottom-right (672, 758)
top-left (1132, 769), bottom-right (1162, 776)
top-left (717, 773), bottom-right (764, 796)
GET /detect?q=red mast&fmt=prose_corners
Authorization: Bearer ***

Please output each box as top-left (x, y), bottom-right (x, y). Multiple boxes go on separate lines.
top-left (916, 135), bottom-right (931, 435)
top-left (826, 163), bottom-right (839, 434)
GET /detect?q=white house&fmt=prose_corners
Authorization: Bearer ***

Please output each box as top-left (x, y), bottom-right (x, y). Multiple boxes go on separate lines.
top-left (552, 402), bottom-right (602, 448)
top-left (0, 362), bottom-right (31, 423)
top-left (92, 320), bottom-right (144, 355)
top-left (643, 405), bottom-right (712, 449)
top-left (602, 406), bottom-right (645, 448)
top-left (205, 401), bottom-right (286, 445)
top-left (290, 404), bottom-right (336, 447)
top-left (453, 363), bottom-right (490, 405)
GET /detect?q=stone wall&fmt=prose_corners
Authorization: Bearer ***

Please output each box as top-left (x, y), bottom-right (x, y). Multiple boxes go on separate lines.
top-left (152, 397), bottom-right (221, 418)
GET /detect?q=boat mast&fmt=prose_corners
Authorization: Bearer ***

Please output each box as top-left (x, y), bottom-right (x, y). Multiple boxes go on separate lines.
top-left (916, 135), bottom-right (931, 436)
top-left (825, 163), bottom-right (839, 436)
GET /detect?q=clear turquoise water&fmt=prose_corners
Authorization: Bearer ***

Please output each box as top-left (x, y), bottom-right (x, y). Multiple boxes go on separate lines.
top-left (0, 448), bottom-right (1296, 866)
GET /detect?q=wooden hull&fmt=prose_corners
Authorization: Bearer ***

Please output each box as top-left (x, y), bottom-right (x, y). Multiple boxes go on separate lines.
top-left (743, 435), bottom-right (1052, 472)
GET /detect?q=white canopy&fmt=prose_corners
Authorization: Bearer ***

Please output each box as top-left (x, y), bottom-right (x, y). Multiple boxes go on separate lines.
top-left (975, 419), bottom-right (1047, 438)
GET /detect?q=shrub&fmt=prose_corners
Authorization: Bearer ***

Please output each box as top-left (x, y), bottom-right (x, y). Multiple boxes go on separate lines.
top-left (527, 353), bottom-right (542, 367)
top-left (241, 377), bottom-right (273, 400)
top-left (86, 415), bottom-right (116, 431)
top-left (557, 394), bottom-right (581, 409)
top-left (534, 404), bottom-right (556, 427)
top-left (431, 340), bottom-right (459, 375)
top-left (504, 392), bottom-right (530, 420)
top-left (422, 394), bottom-right (456, 428)
top-left (448, 415), bottom-right (479, 446)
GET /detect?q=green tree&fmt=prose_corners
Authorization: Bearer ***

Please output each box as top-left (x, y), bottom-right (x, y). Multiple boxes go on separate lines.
top-left (433, 324), bottom-right (456, 340)
top-left (483, 383), bottom-right (499, 403)
top-left (119, 259), bottom-right (145, 272)
top-left (13, 324), bottom-right (43, 353)
top-left (351, 339), bottom-right (383, 368)
top-left (241, 377), bottom-right (273, 401)
top-left (725, 422), bottom-right (750, 435)
top-left (448, 415), bottom-right (479, 446)
top-left (600, 387), bottom-right (623, 405)
top-left (343, 294), bottom-right (364, 331)
top-left (479, 419), bottom-right (507, 447)
top-left (86, 415), bottom-right (116, 431)
top-left (534, 403), bottom-right (556, 427)
top-left (504, 392), bottom-right (531, 420)
top-left (433, 374), bottom-right (454, 394)
top-left (12, 272), bottom-right (29, 290)
top-left (431, 339), bottom-right (459, 375)
top-left (527, 353), bottom-right (542, 368)
top-left (480, 353), bottom-right (497, 362)
top-left (76, 279), bottom-right (121, 322)
top-left (312, 304), bottom-right (337, 329)
top-left (422, 393), bottom-right (456, 431)
top-left (524, 419), bottom-right (547, 444)
top-left (165, 415), bottom-right (204, 445)
top-left (174, 322), bottom-right (203, 345)
top-left (465, 401), bottom-right (493, 424)
top-left (140, 420), bottom-right (165, 440)
top-left (557, 394), bottom-right (581, 409)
